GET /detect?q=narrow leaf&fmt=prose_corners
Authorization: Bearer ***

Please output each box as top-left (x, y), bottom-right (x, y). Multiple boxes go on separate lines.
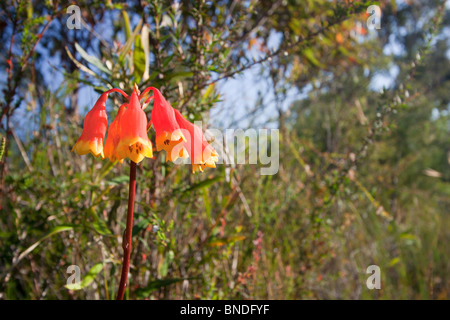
top-left (75, 42), bottom-right (112, 75)
top-left (18, 225), bottom-right (74, 262)
top-left (65, 263), bottom-right (104, 290)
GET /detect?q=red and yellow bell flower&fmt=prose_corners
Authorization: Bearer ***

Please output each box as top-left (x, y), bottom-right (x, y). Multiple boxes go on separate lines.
top-left (141, 87), bottom-right (187, 162)
top-left (103, 103), bottom-right (126, 163)
top-left (115, 87), bottom-right (153, 163)
top-left (174, 109), bottom-right (218, 173)
top-left (72, 85), bottom-right (218, 172)
top-left (72, 92), bottom-right (109, 158)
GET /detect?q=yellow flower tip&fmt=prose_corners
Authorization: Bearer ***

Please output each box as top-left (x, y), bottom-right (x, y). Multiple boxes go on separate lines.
top-left (207, 161), bottom-right (216, 168)
top-left (196, 164), bottom-right (207, 173)
top-left (72, 139), bottom-right (104, 159)
top-left (192, 164), bottom-right (200, 173)
top-left (156, 131), bottom-right (186, 152)
top-left (171, 129), bottom-right (187, 142)
top-left (156, 131), bottom-right (188, 163)
top-left (194, 147), bottom-right (218, 172)
top-left (96, 150), bottom-right (105, 159)
top-left (192, 161), bottom-right (216, 173)
top-left (165, 145), bottom-right (188, 163)
top-left (117, 137), bottom-right (153, 164)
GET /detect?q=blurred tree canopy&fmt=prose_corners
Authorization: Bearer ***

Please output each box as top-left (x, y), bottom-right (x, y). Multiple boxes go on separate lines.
top-left (0, 0), bottom-right (448, 299)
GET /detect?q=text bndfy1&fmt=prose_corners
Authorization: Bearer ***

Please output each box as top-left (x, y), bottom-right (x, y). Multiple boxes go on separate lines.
top-left (180, 304), bottom-right (270, 317)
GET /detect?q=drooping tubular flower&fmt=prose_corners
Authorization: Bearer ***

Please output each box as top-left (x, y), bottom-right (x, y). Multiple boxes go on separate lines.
top-left (103, 103), bottom-right (127, 163)
top-left (72, 92), bottom-right (109, 158)
top-left (138, 86), bottom-right (217, 172)
top-left (115, 87), bottom-right (153, 163)
top-left (142, 87), bottom-right (187, 162)
top-left (174, 109), bottom-right (218, 173)
top-left (73, 84), bottom-right (217, 171)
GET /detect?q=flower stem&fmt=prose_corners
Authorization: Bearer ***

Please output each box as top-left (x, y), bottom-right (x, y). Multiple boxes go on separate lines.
top-left (116, 161), bottom-right (137, 300)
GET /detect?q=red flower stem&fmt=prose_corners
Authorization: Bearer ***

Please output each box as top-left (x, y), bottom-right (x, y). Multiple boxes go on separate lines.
top-left (106, 88), bottom-right (129, 100)
top-left (143, 95), bottom-right (154, 106)
top-left (138, 87), bottom-right (154, 100)
top-left (116, 161), bottom-right (137, 300)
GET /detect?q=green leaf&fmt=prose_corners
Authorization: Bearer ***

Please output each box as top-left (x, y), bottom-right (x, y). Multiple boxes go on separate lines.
top-left (162, 55), bottom-right (174, 68)
top-left (93, 219), bottom-right (112, 236)
top-left (182, 174), bottom-right (223, 195)
top-left (65, 263), bottom-right (104, 290)
top-left (0, 231), bottom-right (12, 239)
top-left (74, 43), bottom-right (111, 75)
top-left (17, 225), bottom-right (74, 262)
top-left (65, 46), bottom-right (99, 78)
top-left (122, 11), bottom-right (131, 40)
top-left (107, 175), bottom-right (129, 186)
top-left (166, 71), bottom-right (194, 84)
top-left (132, 219), bottom-right (150, 236)
top-left (388, 257), bottom-right (401, 267)
top-left (119, 18), bottom-right (143, 64)
top-left (96, 161), bottom-right (117, 183)
top-left (158, 250), bottom-right (175, 277)
top-left (133, 35), bottom-right (145, 84)
top-left (303, 48), bottom-right (325, 68)
top-left (202, 83), bottom-right (216, 102)
top-left (288, 18), bottom-right (302, 35)
top-left (400, 233), bottom-right (418, 241)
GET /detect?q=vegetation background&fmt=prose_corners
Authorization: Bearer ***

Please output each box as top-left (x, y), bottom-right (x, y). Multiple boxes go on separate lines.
top-left (0, 0), bottom-right (448, 299)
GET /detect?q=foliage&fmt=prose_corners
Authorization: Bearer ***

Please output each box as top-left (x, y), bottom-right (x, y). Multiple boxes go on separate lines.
top-left (0, 0), bottom-right (448, 299)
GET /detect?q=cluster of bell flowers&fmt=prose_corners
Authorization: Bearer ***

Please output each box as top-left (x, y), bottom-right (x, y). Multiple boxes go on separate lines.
top-left (72, 85), bottom-right (218, 173)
